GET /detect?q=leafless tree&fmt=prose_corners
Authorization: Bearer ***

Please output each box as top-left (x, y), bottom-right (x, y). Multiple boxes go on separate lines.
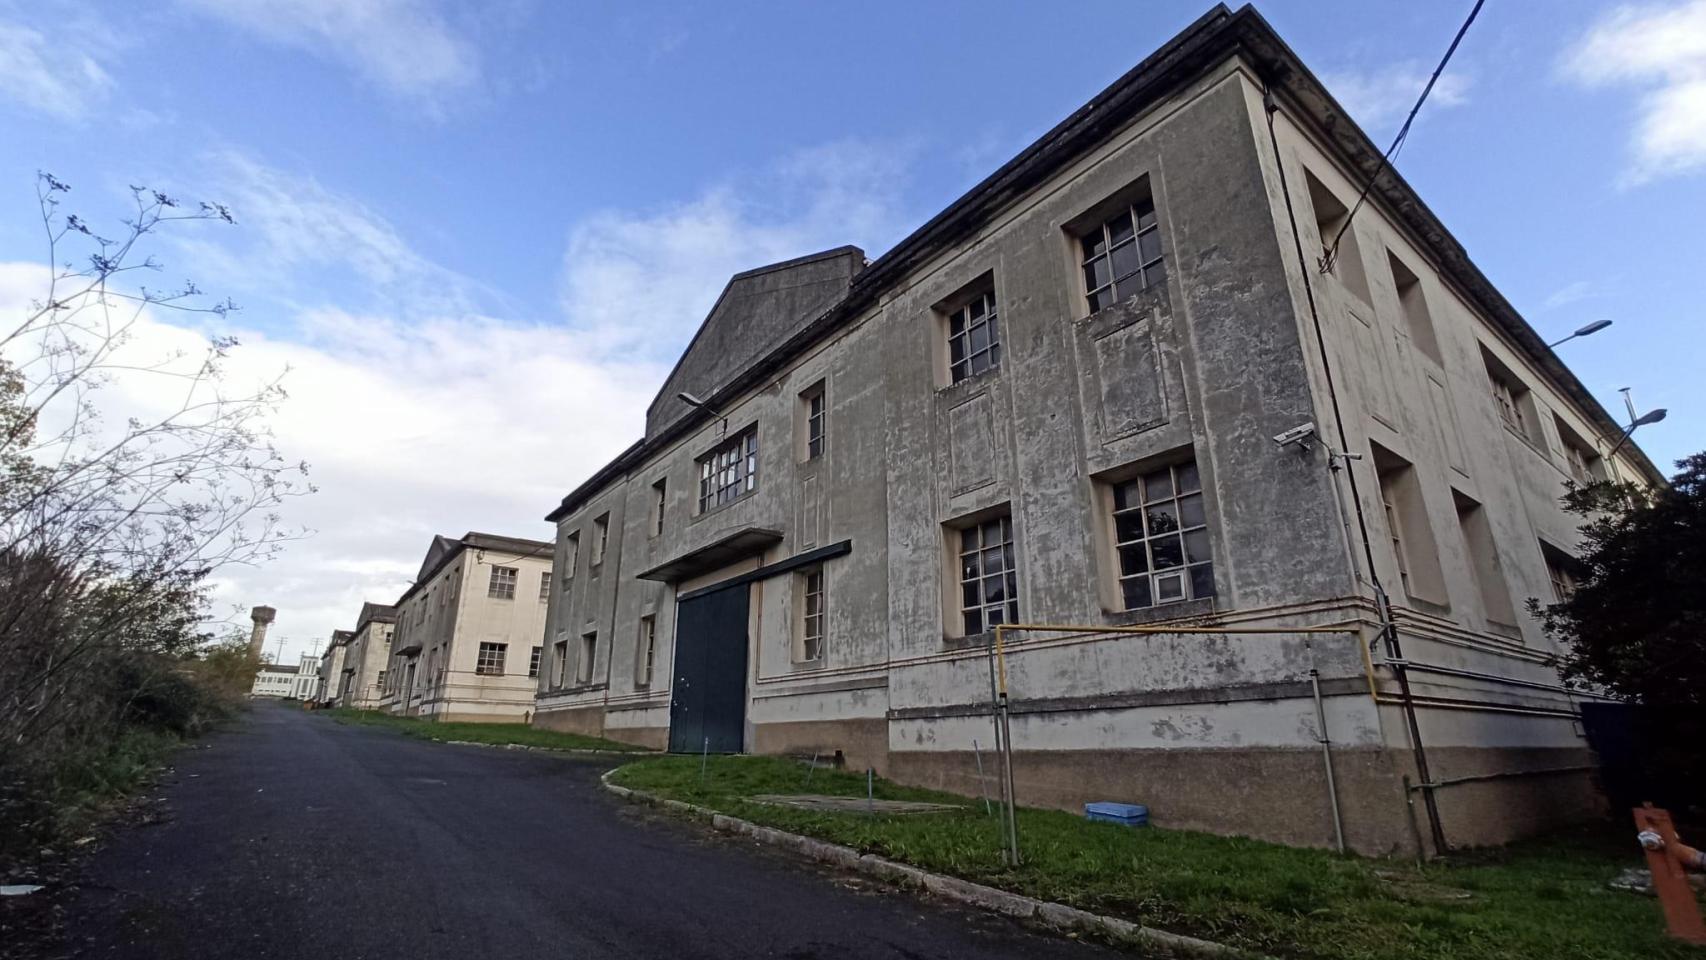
top-left (0, 173), bottom-right (311, 832)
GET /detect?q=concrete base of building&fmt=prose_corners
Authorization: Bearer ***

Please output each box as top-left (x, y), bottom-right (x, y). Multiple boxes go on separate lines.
top-left (1422, 746), bottom-right (1604, 850)
top-left (751, 717), bottom-right (889, 775)
top-left (887, 743), bottom-right (1605, 856)
top-left (533, 703), bottom-right (609, 738)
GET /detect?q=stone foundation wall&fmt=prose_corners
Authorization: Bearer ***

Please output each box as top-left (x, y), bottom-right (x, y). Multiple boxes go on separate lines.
top-left (533, 704), bottom-right (608, 738)
top-left (751, 718), bottom-right (889, 775)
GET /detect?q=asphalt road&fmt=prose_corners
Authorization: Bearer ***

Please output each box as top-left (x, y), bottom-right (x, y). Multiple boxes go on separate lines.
top-left (47, 703), bottom-right (1119, 959)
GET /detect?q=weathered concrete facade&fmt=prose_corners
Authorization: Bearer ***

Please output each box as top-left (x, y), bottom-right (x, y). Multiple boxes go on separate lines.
top-left (335, 603), bottom-right (396, 708)
top-left (377, 532), bottom-right (552, 723)
top-left (534, 5), bottom-right (1660, 855)
top-left (315, 634), bottom-right (350, 705)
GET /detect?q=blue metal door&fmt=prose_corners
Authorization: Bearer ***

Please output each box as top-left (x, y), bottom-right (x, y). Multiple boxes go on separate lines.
top-left (668, 585), bottom-right (749, 754)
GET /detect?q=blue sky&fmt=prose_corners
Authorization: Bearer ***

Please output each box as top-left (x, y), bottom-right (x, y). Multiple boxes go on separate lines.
top-left (3, 0), bottom-right (1701, 661)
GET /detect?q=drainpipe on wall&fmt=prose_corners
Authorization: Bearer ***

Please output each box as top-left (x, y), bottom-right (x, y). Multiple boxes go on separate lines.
top-left (1261, 82), bottom-right (1448, 857)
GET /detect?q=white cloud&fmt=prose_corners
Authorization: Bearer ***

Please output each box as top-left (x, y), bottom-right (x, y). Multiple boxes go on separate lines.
top-left (1564, 0), bottom-right (1706, 183)
top-left (1320, 62), bottom-right (1472, 132)
top-left (559, 138), bottom-right (914, 361)
top-left (0, 19), bottom-right (114, 119)
top-left (1541, 280), bottom-right (1594, 311)
top-left (1, 140), bottom-right (917, 663)
top-left (178, 0), bottom-right (478, 107)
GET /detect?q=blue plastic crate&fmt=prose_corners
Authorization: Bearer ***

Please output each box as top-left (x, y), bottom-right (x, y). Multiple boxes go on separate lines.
top-left (1085, 801), bottom-right (1149, 827)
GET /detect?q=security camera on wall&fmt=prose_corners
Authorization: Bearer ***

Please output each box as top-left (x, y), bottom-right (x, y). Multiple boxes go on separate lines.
top-left (1272, 422), bottom-right (1317, 451)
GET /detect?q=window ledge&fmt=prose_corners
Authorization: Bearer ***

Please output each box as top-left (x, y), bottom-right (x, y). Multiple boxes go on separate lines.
top-left (789, 657), bottom-right (828, 674)
top-left (690, 488), bottom-right (758, 523)
top-left (1077, 282), bottom-right (1169, 333)
top-left (934, 366), bottom-right (1002, 400)
top-left (1102, 596), bottom-right (1218, 627)
top-left (549, 681), bottom-right (609, 696)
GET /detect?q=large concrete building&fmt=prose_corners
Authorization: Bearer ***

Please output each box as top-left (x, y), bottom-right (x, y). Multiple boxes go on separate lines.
top-left (334, 603), bottom-right (397, 708)
top-left (531, 5), bottom-right (1662, 855)
top-left (315, 631), bottom-right (352, 706)
top-left (377, 532), bottom-right (553, 722)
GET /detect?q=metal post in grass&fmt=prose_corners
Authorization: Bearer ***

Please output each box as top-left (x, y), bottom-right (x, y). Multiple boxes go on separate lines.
top-left (804, 750), bottom-right (820, 789)
top-left (866, 767), bottom-right (874, 815)
top-left (993, 624), bottom-right (1021, 867)
top-left (972, 739), bottom-right (992, 816)
top-left (700, 736), bottom-right (709, 784)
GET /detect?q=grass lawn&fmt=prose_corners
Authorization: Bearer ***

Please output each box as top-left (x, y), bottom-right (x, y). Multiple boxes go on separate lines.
top-left (609, 754), bottom-right (1704, 960)
top-left (323, 708), bottom-right (650, 753)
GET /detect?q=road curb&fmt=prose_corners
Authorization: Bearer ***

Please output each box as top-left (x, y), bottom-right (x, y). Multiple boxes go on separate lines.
top-left (598, 769), bottom-right (1249, 959)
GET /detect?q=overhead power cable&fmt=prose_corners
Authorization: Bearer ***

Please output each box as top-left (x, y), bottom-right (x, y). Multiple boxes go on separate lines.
top-left (1320, 0), bottom-right (1487, 275)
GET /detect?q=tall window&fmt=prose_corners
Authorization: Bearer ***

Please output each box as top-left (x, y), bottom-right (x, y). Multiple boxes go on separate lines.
top-left (1109, 461), bottom-right (1213, 609)
top-left (946, 290), bottom-right (1000, 383)
top-left (528, 646), bottom-right (542, 678)
top-left (538, 570), bottom-right (552, 602)
top-left (476, 642), bottom-right (507, 676)
top-left (1305, 169), bottom-right (1371, 303)
top-left (1555, 418), bottom-right (1603, 486)
top-left (1080, 198), bottom-right (1164, 314)
top-left (698, 428), bottom-right (758, 511)
top-left (797, 569), bottom-right (825, 662)
top-left (1387, 251), bottom-right (1441, 363)
top-left (1483, 350), bottom-right (1534, 442)
top-left (957, 514), bottom-right (1017, 636)
top-left (592, 514), bottom-right (609, 566)
top-left (563, 533), bottom-right (579, 581)
top-left (1373, 443), bottom-right (1449, 607)
top-left (376, 669), bottom-right (387, 690)
top-left (1454, 491), bottom-right (1518, 629)
top-left (488, 566), bottom-right (517, 600)
top-left (636, 616), bottom-right (657, 686)
top-left (650, 478), bottom-right (667, 537)
top-left (1542, 544), bottom-right (1581, 603)
top-left (801, 383), bottom-right (826, 460)
top-left (577, 632), bottom-right (597, 685)
top-left (551, 638), bottom-right (569, 688)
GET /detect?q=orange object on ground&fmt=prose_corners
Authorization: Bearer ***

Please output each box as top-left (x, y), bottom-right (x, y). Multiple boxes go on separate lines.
top-left (1635, 804), bottom-right (1706, 945)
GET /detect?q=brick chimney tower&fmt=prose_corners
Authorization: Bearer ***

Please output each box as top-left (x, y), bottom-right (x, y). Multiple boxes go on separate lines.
top-left (249, 605), bottom-right (277, 660)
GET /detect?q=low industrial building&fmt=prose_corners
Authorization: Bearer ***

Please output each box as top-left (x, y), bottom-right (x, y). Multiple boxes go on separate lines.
top-left (250, 661), bottom-right (299, 699)
top-left (377, 532), bottom-right (553, 722)
top-left (531, 5), bottom-right (1662, 856)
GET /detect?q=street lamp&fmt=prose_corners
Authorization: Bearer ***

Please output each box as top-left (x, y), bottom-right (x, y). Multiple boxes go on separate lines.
top-left (677, 391), bottom-right (728, 434)
top-left (1547, 319), bottom-right (1612, 349)
top-left (1606, 407), bottom-right (1667, 459)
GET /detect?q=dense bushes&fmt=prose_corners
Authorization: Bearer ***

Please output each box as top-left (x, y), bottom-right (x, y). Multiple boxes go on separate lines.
top-left (0, 552), bottom-right (258, 857)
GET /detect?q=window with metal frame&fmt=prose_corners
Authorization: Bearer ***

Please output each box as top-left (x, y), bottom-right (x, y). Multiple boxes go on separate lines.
top-left (1080, 198), bottom-right (1164, 314)
top-left (957, 515), bottom-right (1017, 635)
top-left (804, 385), bottom-right (826, 460)
top-left (577, 632), bottom-right (597, 685)
top-left (488, 566), bottom-right (517, 599)
top-left (651, 478), bottom-right (667, 537)
top-left (1110, 461), bottom-right (1213, 609)
top-left (538, 571), bottom-right (551, 602)
top-left (592, 514), bottom-right (609, 566)
top-left (698, 428), bottom-right (758, 511)
top-left (476, 642), bottom-right (507, 676)
top-left (946, 290), bottom-right (1000, 383)
top-left (637, 616), bottom-right (657, 686)
top-left (798, 568), bottom-right (825, 662)
top-left (528, 646), bottom-right (542, 678)
top-left (551, 639), bottom-right (569, 688)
